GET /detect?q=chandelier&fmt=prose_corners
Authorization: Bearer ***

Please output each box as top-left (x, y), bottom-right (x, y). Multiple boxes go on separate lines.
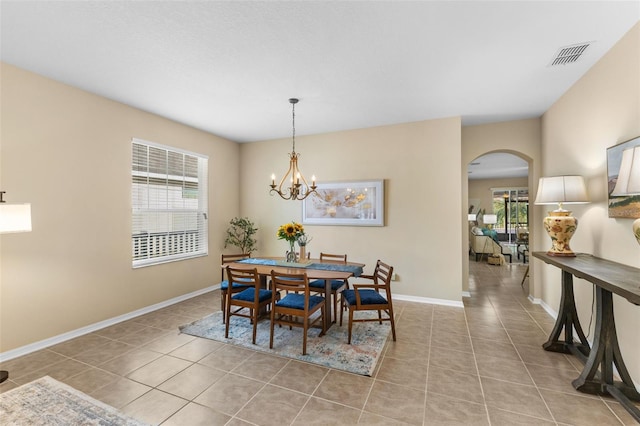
top-left (269, 98), bottom-right (317, 201)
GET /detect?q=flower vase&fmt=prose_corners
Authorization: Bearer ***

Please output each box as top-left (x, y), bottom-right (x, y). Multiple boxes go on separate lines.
top-left (286, 241), bottom-right (297, 262)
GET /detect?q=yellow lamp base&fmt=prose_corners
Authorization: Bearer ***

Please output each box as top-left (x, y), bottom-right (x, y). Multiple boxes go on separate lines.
top-left (543, 210), bottom-right (578, 257)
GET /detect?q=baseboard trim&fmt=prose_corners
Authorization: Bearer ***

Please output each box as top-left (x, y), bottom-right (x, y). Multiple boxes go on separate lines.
top-left (0, 285), bottom-right (218, 362)
top-left (538, 298), bottom-right (559, 319)
top-left (394, 293), bottom-right (464, 308)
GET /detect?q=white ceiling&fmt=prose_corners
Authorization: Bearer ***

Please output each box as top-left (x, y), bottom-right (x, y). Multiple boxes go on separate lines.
top-left (468, 153), bottom-right (529, 180)
top-left (1, 1), bottom-right (638, 145)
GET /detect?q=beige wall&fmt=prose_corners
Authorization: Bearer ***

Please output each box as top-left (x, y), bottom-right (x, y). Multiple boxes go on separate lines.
top-left (461, 118), bottom-right (542, 293)
top-left (240, 118), bottom-right (464, 302)
top-left (0, 63), bottom-right (240, 352)
top-left (539, 23), bottom-right (640, 385)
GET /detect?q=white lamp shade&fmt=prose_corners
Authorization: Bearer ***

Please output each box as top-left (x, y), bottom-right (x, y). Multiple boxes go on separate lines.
top-left (0, 203), bottom-right (32, 233)
top-left (535, 176), bottom-right (589, 205)
top-left (611, 146), bottom-right (640, 196)
top-left (483, 214), bottom-right (497, 225)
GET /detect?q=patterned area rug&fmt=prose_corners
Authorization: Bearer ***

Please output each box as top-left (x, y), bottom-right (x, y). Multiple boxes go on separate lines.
top-left (179, 310), bottom-right (390, 376)
top-left (0, 376), bottom-right (148, 426)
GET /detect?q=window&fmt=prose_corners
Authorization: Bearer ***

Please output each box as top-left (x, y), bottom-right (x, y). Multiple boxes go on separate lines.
top-left (131, 139), bottom-right (208, 267)
top-left (491, 187), bottom-right (528, 243)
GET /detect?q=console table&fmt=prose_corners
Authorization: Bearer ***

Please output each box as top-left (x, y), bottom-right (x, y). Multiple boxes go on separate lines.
top-left (533, 252), bottom-right (640, 422)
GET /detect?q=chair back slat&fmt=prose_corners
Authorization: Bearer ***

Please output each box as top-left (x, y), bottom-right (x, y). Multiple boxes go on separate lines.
top-left (374, 260), bottom-right (392, 284)
top-left (319, 252), bottom-right (347, 263)
top-left (270, 271), bottom-right (310, 297)
top-left (225, 266), bottom-right (260, 300)
top-left (221, 253), bottom-right (250, 281)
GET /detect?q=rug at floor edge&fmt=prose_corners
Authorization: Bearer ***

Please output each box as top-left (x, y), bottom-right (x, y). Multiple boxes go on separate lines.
top-left (0, 376), bottom-right (149, 426)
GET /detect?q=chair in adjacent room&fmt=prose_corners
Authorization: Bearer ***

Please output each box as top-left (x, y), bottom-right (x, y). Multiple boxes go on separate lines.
top-left (340, 259), bottom-right (396, 344)
top-left (269, 271), bottom-right (325, 355)
top-left (220, 253), bottom-right (251, 322)
top-left (308, 252), bottom-right (349, 323)
top-left (224, 266), bottom-right (273, 344)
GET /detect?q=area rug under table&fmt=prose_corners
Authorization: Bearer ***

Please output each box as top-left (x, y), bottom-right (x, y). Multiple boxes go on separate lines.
top-left (0, 376), bottom-right (148, 426)
top-left (179, 310), bottom-right (391, 376)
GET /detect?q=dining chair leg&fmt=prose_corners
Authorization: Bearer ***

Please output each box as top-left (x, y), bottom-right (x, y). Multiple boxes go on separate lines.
top-left (251, 309), bottom-right (258, 344)
top-left (389, 308), bottom-right (397, 341)
top-left (269, 310), bottom-right (275, 349)
top-left (221, 290), bottom-right (226, 323)
top-left (302, 316), bottom-right (308, 355)
top-left (348, 308), bottom-right (354, 344)
top-left (224, 301), bottom-right (231, 339)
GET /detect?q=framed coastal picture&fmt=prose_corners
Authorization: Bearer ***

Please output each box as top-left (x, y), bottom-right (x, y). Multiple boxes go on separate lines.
top-left (607, 136), bottom-right (640, 218)
top-left (302, 180), bottom-right (384, 226)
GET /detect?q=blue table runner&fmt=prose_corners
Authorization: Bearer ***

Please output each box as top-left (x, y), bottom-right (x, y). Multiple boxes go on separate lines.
top-left (238, 258), bottom-right (363, 277)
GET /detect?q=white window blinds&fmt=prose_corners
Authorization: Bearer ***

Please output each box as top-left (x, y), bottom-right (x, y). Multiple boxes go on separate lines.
top-left (131, 139), bottom-right (208, 268)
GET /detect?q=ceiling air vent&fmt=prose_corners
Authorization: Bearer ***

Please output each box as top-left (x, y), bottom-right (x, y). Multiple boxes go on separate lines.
top-left (549, 42), bottom-right (592, 66)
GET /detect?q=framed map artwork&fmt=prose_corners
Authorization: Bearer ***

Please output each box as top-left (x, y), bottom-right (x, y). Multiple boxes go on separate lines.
top-left (302, 180), bottom-right (384, 226)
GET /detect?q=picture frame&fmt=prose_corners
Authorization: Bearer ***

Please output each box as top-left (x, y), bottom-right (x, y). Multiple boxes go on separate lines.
top-left (607, 135), bottom-right (640, 218)
top-left (302, 180), bottom-right (384, 226)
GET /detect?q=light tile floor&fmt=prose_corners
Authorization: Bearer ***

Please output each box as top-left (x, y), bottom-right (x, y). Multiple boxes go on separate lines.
top-left (1, 259), bottom-right (639, 425)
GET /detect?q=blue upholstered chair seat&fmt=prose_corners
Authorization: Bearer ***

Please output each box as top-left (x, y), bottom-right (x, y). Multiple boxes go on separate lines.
top-left (220, 279), bottom-right (252, 290)
top-left (276, 293), bottom-right (324, 310)
top-left (343, 289), bottom-right (388, 305)
top-left (308, 279), bottom-right (346, 291)
top-left (232, 288), bottom-right (272, 303)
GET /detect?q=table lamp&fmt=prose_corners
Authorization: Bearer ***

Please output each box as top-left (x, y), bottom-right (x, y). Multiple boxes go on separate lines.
top-left (535, 176), bottom-right (589, 256)
top-left (0, 191), bottom-right (32, 383)
top-left (483, 214), bottom-right (497, 229)
top-left (610, 146), bottom-right (640, 245)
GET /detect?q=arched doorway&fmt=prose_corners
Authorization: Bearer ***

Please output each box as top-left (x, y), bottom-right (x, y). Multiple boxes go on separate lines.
top-left (465, 151), bottom-right (532, 289)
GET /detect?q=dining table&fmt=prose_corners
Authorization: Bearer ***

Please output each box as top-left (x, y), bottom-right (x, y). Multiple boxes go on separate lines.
top-left (225, 257), bottom-right (365, 332)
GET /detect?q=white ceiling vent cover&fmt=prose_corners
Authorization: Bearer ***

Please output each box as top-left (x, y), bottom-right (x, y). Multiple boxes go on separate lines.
top-left (549, 42), bottom-right (592, 66)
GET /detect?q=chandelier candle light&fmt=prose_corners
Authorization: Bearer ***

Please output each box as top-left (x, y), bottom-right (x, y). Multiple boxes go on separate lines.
top-left (270, 98), bottom-right (317, 201)
top-left (535, 175), bottom-right (589, 256)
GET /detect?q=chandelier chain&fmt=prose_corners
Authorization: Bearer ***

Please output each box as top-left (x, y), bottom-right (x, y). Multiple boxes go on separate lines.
top-left (291, 101), bottom-right (296, 153)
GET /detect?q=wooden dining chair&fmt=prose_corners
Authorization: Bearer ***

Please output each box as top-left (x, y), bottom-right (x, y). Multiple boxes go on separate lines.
top-left (220, 253), bottom-right (251, 322)
top-left (224, 266), bottom-right (273, 344)
top-left (340, 259), bottom-right (396, 344)
top-left (308, 252), bottom-right (349, 323)
top-left (270, 271), bottom-right (326, 355)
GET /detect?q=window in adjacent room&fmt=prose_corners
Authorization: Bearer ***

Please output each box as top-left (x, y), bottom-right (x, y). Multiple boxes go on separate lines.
top-left (491, 187), bottom-right (528, 243)
top-left (131, 139), bottom-right (208, 268)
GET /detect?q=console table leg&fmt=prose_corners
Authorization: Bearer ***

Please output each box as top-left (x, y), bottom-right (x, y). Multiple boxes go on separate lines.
top-left (572, 288), bottom-right (640, 412)
top-left (543, 271), bottom-right (590, 358)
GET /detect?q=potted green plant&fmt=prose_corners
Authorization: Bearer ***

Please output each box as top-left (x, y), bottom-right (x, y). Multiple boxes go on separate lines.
top-left (224, 217), bottom-right (258, 255)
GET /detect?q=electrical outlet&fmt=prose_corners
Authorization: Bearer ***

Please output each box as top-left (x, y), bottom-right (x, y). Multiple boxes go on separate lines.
top-left (391, 273), bottom-right (398, 281)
